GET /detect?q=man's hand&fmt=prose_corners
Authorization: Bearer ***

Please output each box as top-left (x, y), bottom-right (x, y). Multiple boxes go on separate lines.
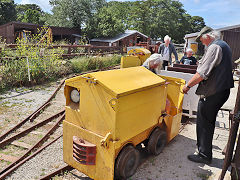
top-left (182, 85), bottom-right (190, 94)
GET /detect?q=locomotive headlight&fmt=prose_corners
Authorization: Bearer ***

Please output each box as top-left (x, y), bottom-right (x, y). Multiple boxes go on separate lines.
top-left (70, 89), bottom-right (80, 103)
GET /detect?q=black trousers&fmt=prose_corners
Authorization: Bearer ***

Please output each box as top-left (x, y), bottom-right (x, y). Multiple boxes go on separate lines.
top-left (197, 89), bottom-right (230, 159)
top-left (162, 60), bottom-right (169, 70)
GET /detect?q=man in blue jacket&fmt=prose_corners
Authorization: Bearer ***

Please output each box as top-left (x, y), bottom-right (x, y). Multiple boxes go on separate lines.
top-left (158, 35), bottom-right (179, 70)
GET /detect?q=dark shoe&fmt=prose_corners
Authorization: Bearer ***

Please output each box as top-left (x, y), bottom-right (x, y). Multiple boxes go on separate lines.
top-left (187, 154), bottom-right (212, 164)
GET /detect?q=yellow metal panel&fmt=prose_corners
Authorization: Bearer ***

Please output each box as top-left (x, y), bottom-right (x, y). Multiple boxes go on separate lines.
top-left (81, 80), bottom-right (116, 137)
top-left (164, 113), bottom-right (182, 142)
top-left (159, 75), bottom-right (185, 142)
top-left (127, 48), bottom-right (151, 64)
top-left (159, 75), bottom-right (185, 111)
top-left (120, 56), bottom-right (142, 68)
top-left (114, 85), bottom-right (167, 149)
top-left (63, 121), bottom-right (115, 180)
top-left (190, 43), bottom-right (198, 53)
top-left (89, 66), bottom-right (166, 98)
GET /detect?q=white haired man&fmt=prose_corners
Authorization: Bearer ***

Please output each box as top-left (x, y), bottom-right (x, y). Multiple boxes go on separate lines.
top-left (182, 26), bottom-right (234, 164)
top-left (142, 53), bottom-right (163, 74)
top-left (180, 48), bottom-right (197, 65)
top-left (158, 35), bottom-right (179, 70)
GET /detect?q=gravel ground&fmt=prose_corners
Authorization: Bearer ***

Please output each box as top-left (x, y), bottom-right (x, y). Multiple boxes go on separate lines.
top-left (0, 79), bottom-right (238, 180)
top-left (6, 137), bottom-right (65, 180)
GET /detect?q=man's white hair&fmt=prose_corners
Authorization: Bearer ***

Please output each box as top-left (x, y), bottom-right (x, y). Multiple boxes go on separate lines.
top-left (164, 35), bottom-right (171, 42)
top-left (186, 48), bottom-right (193, 53)
top-left (202, 30), bottom-right (221, 40)
top-left (147, 53), bottom-right (163, 74)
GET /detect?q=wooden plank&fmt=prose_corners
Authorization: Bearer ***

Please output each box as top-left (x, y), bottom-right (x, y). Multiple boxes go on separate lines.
top-left (0, 154), bottom-right (19, 162)
top-left (11, 141), bottom-right (32, 149)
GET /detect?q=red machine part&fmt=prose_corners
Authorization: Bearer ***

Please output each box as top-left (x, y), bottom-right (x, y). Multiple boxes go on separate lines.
top-left (73, 136), bottom-right (96, 165)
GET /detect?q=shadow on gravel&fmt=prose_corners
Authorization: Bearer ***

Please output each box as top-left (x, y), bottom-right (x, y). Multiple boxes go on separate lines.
top-left (71, 173), bottom-right (92, 180)
top-left (131, 133), bottom-right (225, 180)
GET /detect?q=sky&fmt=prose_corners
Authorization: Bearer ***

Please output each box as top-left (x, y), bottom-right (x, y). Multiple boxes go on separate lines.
top-left (14, 0), bottom-right (240, 29)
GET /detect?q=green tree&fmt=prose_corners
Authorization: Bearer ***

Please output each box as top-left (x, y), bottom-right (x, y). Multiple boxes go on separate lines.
top-left (46, 0), bottom-right (205, 43)
top-left (189, 16), bottom-right (205, 33)
top-left (0, 0), bottom-right (16, 25)
top-left (16, 4), bottom-right (45, 24)
top-left (48, 0), bottom-right (106, 28)
top-left (84, 4), bottom-right (125, 38)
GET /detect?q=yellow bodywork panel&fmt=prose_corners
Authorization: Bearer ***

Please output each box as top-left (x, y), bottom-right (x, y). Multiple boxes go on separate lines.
top-left (127, 48), bottom-right (151, 64)
top-left (87, 66), bottom-right (166, 98)
top-left (63, 67), bottom-right (184, 179)
top-left (160, 75), bottom-right (185, 142)
top-left (121, 48), bottom-right (151, 68)
top-left (120, 55), bottom-right (142, 68)
top-left (63, 121), bottom-right (115, 180)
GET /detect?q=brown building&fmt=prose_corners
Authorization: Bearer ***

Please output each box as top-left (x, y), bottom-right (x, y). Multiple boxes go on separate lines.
top-left (90, 30), bottom-right (148, 47)
top-left (184, 24), bottom-right (240, 61)
top-left (0, 21), bottom-right (81, 44)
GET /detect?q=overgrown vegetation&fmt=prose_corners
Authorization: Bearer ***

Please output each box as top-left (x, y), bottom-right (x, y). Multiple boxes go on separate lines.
top-left (0, 26), bottom-right (65, 92)
top-left (0, 27), bottom-right (121, 93)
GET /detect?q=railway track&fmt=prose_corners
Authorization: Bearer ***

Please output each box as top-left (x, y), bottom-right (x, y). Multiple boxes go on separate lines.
top-left (0, 65), bottom-right (190, 180)
top-left (0, 66), bottom-right (119, 179)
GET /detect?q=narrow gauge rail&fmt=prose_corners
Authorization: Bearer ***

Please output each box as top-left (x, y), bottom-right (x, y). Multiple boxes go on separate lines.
top-left (0, 65), bottom-right (119, 179)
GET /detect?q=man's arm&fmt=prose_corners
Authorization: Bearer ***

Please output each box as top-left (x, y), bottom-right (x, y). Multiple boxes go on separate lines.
top-left (182, 72), bottom-right (204, 94)
top-left (180, 56), bottom-right (184, 64)
top-left (171, 44), bottom-right (179, 63)
top-left (158, 44), bottom-right (164, 54)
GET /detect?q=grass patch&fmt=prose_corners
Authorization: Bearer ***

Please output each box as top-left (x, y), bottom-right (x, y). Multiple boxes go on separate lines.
top-left (70, 54), bottom-right (121, 73)
top-left (196, 172), bottom-right (210, 179)
top-left (0, 106), bottom-right (9, 114)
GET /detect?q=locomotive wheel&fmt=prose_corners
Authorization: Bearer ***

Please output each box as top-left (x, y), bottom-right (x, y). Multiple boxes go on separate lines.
top-left (147, 128), bottom-right (167, 155)
top-left (115, 145), bottom-right (140, 179)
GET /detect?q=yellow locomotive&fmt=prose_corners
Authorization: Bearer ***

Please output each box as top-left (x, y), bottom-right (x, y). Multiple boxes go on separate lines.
top-left (63, 66), bottom-right (185, 179)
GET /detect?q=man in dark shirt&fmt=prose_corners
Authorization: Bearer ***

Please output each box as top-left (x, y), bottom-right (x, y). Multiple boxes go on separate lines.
top-left (180, 48), bottom-right (197, 65)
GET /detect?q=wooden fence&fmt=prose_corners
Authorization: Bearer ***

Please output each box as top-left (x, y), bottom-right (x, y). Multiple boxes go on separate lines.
top-left (0, 44), bottom-right (124, 60)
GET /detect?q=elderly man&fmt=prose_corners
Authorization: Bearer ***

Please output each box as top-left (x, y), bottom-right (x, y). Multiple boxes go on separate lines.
top-left (158, 35), bottom-right (179, 70)
top-left (182, 26), bottom-right (234, 164)
top-left (142, 53), bottom-right (163, 74)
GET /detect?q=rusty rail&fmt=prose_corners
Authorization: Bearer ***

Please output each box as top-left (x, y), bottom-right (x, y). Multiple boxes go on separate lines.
top-left (0, 113), bottom-right (65, 177)
top-left (0, 134), bottom-right (63, 180)
top-left (39, 165), bottom-right (73, 180)
top-left (0, 79), bottom-right (65, 142)
top-left (0, 109), bottom-right (65, 148)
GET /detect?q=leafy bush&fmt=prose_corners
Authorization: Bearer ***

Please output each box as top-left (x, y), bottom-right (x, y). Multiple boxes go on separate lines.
top-left (0, 27), bottom-right (121, 93)
top-left (70, 54), bottom-right (121, 73)
top-left (0, 26), bottom-right (65, 92)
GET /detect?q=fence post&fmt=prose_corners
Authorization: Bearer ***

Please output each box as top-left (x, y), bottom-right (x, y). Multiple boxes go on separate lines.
top-left (26, 57), bottom-right (31, 82)
top-left (67, 46), bottom-right (71, 54)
